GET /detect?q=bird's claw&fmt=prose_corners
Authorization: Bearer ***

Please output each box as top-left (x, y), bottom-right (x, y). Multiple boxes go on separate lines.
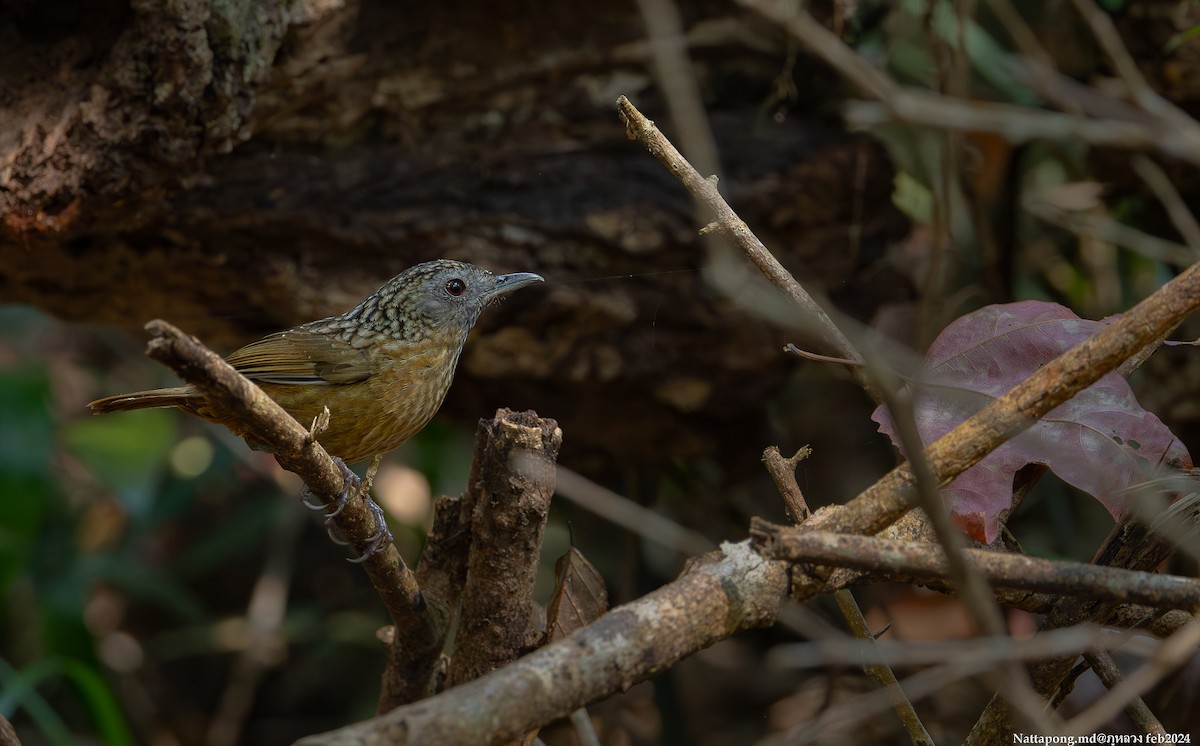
top-left (346, 498), bottom-right (394, 563)
top-left (324, 520), bottom-right (351, 545)
top-left (325, 494), bottom-right (350, 519)
top-left (299, 486), bottom-right (324, 511)
top-left (300, 457), bottom-right (360, 516)
top-left (298, 456), bottom-right (391, 561)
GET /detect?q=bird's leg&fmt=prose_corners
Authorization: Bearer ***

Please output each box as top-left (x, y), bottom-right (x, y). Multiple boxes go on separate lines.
top-left (345, 454), bottom-right (393, 563)
top-left (296, 450), bottom-right (391, 560)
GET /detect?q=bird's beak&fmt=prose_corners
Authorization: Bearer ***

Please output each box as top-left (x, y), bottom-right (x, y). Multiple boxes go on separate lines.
top-left (489, 271), bottom-right (545, 299)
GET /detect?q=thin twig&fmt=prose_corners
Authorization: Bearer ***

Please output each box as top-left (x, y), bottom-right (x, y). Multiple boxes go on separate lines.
top-left (568, 709), bottom-right (601, 746)
top-left (1131, 155), bottom-right (1200, 256)
top-left (843, 95), bottom-right (1200, 166)
top-left (768, 624), bottom-right (1121, 671)
top-left (205, 504), bottom-right (304, 746)
top-left (1083, 650), bottom-right (1167, 736)
top-left (1067, 619), bottom-right (1200, 734)
top-left (865, 376), bottom-right (1007, 637)
top-left (615, 96), bottom-right (873, 384)
top-left (1025, 199), bottom-right (1197, 267)
top-left (774, 627), bottom-right (1142, 744)
top-left (982, 0), bottom-right (1059, 86)
top-left (781, 649), bottom-right (1018, 745)
top-left (1065, 0), bottom-right (1176, 119)
top-left (739, 0), bottom-right (1200, 166)
top-left (863, 361), bottom-right (1063, 734)
top-left (631, 0), bottom-right (721, 179)
top-left (765, 439), bottom-right (928, 740)
top-left (783, 343), bottom-right (862, 367)
top-left (762, 445), bottom-right (812, 522)
top-left (554, 465), bottom-right (714, 556)
top-left (833, 590), bottom-right (934, 745)
top-left (764, 436), bottom-right (932, 742)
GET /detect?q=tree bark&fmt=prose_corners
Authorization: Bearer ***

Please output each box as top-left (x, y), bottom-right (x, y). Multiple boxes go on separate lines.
top-left (0, 0), bottom-right (909, 468)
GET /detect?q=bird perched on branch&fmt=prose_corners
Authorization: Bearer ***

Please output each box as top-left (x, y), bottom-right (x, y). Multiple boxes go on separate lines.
top-left (90, 260), bottom-right (544, 465)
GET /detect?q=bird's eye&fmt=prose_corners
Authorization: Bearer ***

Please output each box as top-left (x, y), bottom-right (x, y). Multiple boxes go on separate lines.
top-left (445, 278), bottom-right (467, 296)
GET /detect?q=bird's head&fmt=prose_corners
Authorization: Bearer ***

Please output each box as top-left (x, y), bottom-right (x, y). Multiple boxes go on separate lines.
top-left (355, 260), bottom-right (543, 343)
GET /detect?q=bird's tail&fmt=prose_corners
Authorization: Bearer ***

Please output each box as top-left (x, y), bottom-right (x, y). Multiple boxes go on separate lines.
top-left (88, 386), bottom-right (198, 414)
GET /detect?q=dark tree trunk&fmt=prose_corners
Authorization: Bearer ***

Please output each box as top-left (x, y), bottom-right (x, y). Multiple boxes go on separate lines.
top-left (1, 0), bottom-right (909, 468)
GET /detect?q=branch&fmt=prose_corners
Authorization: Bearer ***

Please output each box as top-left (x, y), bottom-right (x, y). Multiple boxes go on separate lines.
top-left (0, 714), bottom-right (21, 746)
top-left (761, 445), bottom-right (812, 522)
top-left (1025, 198), bottom-right (1197, 268)
top-left (768, 625), bottom-right (1120, 671)
top-left (736, 0), bottom-right (1200, 166)
top-left (615, 96), bottom-right (871, 381)
top-left (753, 524), bottom-right (1200, 610)
top-left (620, 73), bottom-right (1200, 735)
top-left (1067, 620), bottom-right (1200, 734)
top-left (296, 541), bottom-right (789, 745)
top-left (967, 507), bottom-right (1198, 742)
top-left (378, 410), bottom-right (561, 711)
top-left (1131, 155), bottom-right (1200, 257)
top-left (864, 364), bottom-right (1009, 642)
top-left (616, 92), bottom-right (1200, 546)
top-left (554, 466), bottom-right (714, 556)
top-left (142, 320), bottom-right (439, 694)
top-left (445, 411), bottom-right (561, 687)
top-left (833, 589), bottom-right (934, 745)
top-left (1082, 650), bottom-right (1166, 737)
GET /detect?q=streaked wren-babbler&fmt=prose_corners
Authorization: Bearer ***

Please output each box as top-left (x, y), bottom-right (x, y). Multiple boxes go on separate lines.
top-left (91, 260), bottom-right (544, 465)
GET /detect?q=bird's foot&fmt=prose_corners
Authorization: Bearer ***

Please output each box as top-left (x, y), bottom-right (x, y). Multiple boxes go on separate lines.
top-left (299, 455), bottom-right (391, 561)
top-left (346, 498), bottom-right (394, 564)
top-left (300, 457), bottom-right (360, 518)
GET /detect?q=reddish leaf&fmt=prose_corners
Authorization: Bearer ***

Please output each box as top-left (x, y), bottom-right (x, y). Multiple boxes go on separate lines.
top-left (872, 301), bottom-right (1192, 543)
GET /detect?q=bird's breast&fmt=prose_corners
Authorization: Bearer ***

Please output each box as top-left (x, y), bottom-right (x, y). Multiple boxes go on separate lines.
top-left (259, 338), bottom-right (464, 463)
top-left (346, 340), bottom-right (462, 454)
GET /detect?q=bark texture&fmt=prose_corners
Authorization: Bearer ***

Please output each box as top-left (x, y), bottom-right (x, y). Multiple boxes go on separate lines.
top-left (0, 0), bottom-right (909, 467)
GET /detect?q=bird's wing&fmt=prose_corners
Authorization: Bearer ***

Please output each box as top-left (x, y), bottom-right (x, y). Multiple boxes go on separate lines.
top-left (224, 330), bottom-right (374, 385)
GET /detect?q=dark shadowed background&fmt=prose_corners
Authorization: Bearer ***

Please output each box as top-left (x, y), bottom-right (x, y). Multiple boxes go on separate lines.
top-left (4, 0), bottom-right (1200, 743)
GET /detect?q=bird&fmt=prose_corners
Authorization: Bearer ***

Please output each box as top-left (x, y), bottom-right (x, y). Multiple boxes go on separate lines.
top-left (90, 260), bottom-right (544, 466)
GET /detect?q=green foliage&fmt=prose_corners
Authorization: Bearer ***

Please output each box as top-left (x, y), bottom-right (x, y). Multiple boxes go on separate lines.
top-left (0, 354), bottom-right (136, 744)
top-left (0, 656), bottom-right (135, 746)
top-left (1166, 23), bottom-right (1200, 54)
top-left (62, 409), bottom-right (175, 508)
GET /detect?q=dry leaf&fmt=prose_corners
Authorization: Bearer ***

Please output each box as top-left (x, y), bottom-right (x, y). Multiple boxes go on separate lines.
top-left (546, 546), bottom-right (609, 642)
